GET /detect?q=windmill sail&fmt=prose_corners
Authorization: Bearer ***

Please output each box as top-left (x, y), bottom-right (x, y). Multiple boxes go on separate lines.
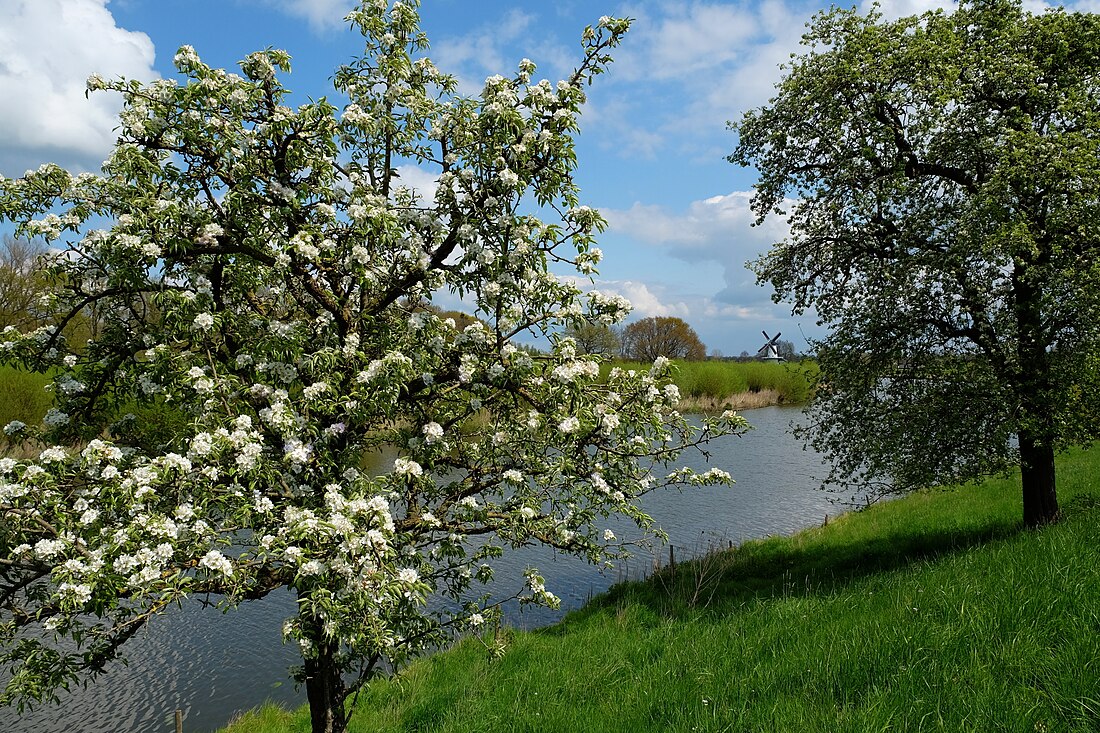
top-left (758, 331), bottom-right (783, 361)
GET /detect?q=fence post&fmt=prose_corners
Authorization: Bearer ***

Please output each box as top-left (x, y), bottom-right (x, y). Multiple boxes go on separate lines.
top-left (175, 709), bottom-right (183, 733)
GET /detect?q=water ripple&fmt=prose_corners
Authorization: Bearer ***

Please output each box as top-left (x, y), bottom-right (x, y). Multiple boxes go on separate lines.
top-left (1, 406), bottom-right (840, 732)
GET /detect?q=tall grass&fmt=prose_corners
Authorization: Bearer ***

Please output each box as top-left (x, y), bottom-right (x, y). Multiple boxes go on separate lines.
top-left (0, 365), bottom-right (191, 452)
top-left (222, 447), bottom-right (1100, 733)
top-left (606, 359), bottom-right (816, 406)
top-left (0, 365), bottom-right (52, 431)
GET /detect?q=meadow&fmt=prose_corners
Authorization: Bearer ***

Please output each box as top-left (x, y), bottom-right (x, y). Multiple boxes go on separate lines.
top-left (0, 365), bottom-right (52, 432)
top-left (609, 359), bottom-right (817, 410)
top-left (221, 446), bottom-right (1100, 733)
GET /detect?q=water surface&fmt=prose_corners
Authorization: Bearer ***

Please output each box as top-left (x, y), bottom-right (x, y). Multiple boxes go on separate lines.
top-left (3, 406), bottom-right (847, 732)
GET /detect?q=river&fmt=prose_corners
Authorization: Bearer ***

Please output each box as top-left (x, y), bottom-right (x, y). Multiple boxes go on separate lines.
top-left (2, 405), bottom-right (850, 733)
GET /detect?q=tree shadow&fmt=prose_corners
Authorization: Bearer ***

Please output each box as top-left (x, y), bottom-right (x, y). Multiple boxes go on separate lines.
top-left (539, 511), bottom-right (1032, 633)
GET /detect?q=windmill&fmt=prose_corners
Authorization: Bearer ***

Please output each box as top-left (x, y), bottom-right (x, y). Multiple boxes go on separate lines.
top-left (757, 331), bottom-right (784, 362)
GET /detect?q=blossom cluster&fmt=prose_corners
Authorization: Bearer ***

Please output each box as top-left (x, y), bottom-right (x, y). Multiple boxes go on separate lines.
top-left (0, 1), bottom-right (749, 721)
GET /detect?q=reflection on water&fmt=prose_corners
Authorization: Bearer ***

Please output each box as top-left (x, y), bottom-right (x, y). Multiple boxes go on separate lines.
top-left (4, 592), bottom-right (302, 733)
top-left (2, 406), bottom-right (845, 733)
top-left (478, 406), bottom-right (849, 629)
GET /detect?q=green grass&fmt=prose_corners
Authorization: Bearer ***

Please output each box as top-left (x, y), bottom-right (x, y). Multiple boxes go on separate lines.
top-left (222, 447), bottom-right (1100, 733)
top-left (0, 365), bottom-right (52, 431)
top-left (606, 359), bottom-right (817, 405)
top-left (0, 363), bottom-right (196, 452)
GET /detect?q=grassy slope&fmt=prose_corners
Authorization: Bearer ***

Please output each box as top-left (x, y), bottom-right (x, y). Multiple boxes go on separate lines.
top-left (228, 449), bottom-right (1100, 733)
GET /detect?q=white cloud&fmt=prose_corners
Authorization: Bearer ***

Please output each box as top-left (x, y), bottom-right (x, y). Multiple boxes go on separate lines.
top-left (603, 191), bottom-right (792, 309)
top-left (432, 9), bottom-right (535, 76)
top-left (595, 1), bottom-right (818, 163)
top-left (702, 301), bottom-right (778, 321)
top-left (563, 276), bottom-right (690, 319)
top-left (393, 164), bottom-right (439, 203)
top-left (567, 274), bottom-right (805, 356)
top-left (430, 9), bottom-right (573, 95)
top-left (616, 2), bottom-right (763, 82)
top-left (862, 0), bottom-right (956, 18)
top-left (570, 192), bottom-right (817, 353)
top-left (701, 0), bottom-right (810, 123)
top-left (265, 0), bottom-right (355, 32)
top-left (0, 0), bottom-right (157, 175)
top-left (604, 191), bottom-right (787, 260)
top-left (612, 280), bottom-right (691, 319)
top-left (577, 96), bottom-right (667, 159)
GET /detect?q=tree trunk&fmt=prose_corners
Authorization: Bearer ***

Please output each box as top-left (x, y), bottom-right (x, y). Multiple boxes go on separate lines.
top-left (1011, 259), bottom-right (1059, 529)
top-left (304, 635), bottom-right (347, 733)
top-left (1019, 434), bottom-right (1059, 528)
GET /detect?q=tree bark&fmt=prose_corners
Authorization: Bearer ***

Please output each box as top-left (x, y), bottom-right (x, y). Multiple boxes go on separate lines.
top-left (304, 634), bottom-right (347, 733)
top-left (1019, 434), bottom-right (1059, 528)
top-left (1011, 258), bottom-right (1060, 529)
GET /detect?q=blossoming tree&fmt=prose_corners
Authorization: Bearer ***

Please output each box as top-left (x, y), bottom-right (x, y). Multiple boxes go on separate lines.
top-left (0, 3), bottom-right (744, 731)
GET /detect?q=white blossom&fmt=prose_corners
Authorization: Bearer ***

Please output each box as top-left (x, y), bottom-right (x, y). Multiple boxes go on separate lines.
top-left (422, 422), bottom-right (444, 444)
top-left (58, 582), bottom-right (92, 606)
top-left (557, 416), bottom-right (580, 434)
top-left (199, 550), bottom-right (234, 577)
top-left (393, 457), bottom-right (422, 477)
top-left (300, 560), bottom-right (326, 576)
top-left (192, 313), bottom-right (215, 330)
top-left (42, 409), bottom-right (69, 427)
top-left (34, 539), bottom-right (66, 560)
top-left (39, 446), bottom-right (67, 463)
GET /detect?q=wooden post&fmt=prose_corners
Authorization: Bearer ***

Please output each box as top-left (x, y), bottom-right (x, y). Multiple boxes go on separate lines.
top-left (175, 709), bottom-right (183, 733)
top-left (668, 544), bottom-right (675, 570)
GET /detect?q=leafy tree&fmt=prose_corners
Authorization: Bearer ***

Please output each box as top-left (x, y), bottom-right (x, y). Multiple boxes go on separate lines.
top-left (0, 236), bottom-right (47, 332)
top-left (0, 4), bottom-right (745, 732)
top-left (565, 320), bottom-right (621, 357)
top-left (621, 316), bottom-right (706, 362)
top-left (775, 339), bottom-right (798, 361)
top-left (731, 0), bottom-right (1100, 527)
top-left (0, 235), bottom-right (107, 350)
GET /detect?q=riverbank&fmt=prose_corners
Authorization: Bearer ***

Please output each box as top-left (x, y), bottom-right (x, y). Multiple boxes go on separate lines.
top-left (613, 359), bottom-right (817, 412)
top-left (0, 406), bottom-right (828, 733)
top-left (221, 446), bottom-right (1100, 733)
top-left (0, 361), bottom-right (815, 443)
top-left (675, 387), bottom-right (786, 411)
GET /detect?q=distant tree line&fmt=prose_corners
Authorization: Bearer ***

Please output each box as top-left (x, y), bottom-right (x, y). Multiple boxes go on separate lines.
top-left (1, 250), bottom-right (798, 366)
top-left (565, 316), bottom-right (705, 361)
top-left (564, 316), bottom-right (804, 362)
top-left (0, 234), bottom-right (106, 344)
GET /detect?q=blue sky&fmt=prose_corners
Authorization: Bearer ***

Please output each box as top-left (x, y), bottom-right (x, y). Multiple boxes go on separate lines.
top-left (0, 0), bottom-right (1090, 355)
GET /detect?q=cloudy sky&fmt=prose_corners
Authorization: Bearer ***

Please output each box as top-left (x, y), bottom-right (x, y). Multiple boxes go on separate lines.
top-left (0, 0), bottom-right (1089, 355)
